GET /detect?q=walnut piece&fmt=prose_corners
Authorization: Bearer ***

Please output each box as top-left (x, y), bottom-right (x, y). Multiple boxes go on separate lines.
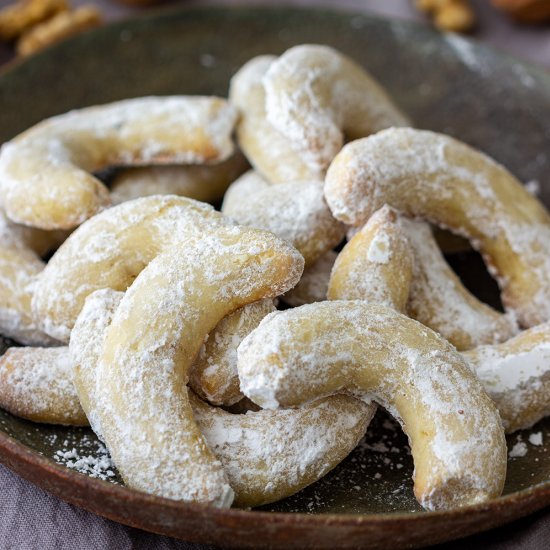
top-left (16, 5), bottom-right (102, 57)
top-left (416, 0), bottom-right (476, 33)
top-left (0, 0), bottom-right (68, 42)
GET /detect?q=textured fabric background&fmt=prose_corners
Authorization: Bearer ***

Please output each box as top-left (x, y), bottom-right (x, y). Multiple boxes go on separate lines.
top-left (0, 1), bottom-right (548, 548)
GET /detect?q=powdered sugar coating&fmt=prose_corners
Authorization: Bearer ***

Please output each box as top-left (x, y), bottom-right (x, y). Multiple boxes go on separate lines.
top-left (222, 171), bottom-right (345, 266)
top-left (70, 288), bottom-right (125, 437)
top-left (324, 128), bottom-right (550, 328)
top-left (0, 346), bottom-right (86, 425)
top-left (263, 45), bottom-right (409, 173)
top-left (70, 287), bottom-right (372, 508)
top-left (238, 301), bottom-right (507, 511)
top-left (190, 298), bottom-right (276, 406)
top-left (32, 195), bottom-right (232, 341)
top-left (0, 210), bottom-right (61, 345)
top-left (366, 232), bottom-right (392, 264)
top-left (0, 96), bottom-right (238, 229)
top-left (93, 225), bottom-right (303, 506)
top-left (327, 205), bottom-right (413, 312)
top-left (0, 245), bottom-right (57, 346)
top-left (229, 56), bottom-right (322, 183)
top-left (403, 218), bottom-right (519, 350)
top-left (464, 322), bottom-right (550, 432)
top-left (192, 392), bottom-right (375, 508)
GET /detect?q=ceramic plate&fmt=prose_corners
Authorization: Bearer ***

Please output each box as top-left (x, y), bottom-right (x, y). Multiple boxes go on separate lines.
top-left (0, 6), bottom-right (549, 549)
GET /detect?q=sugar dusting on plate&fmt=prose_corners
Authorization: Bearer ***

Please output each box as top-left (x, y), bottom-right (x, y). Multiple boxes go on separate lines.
top-left (46, 432), bottom-right (120, 483)
top-left (54, 443), bottom-right (115, 480)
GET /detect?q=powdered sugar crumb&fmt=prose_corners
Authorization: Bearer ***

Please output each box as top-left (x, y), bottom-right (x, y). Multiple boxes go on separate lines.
top-left (525, 180), bottom-right (540, 196)
top-left (509, 441), bottom-right (528, 458)
top-left (528, 432), bottom-right (543, 446)
top-left (54, 444), bottom-right (116, 480)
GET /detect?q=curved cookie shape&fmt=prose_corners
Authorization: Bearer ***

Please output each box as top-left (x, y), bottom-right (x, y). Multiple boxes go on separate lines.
top-left (324, 211), bottom-right (545, 429)
top-left (110, 152), bottom-right (248, 205)
top-left (94, 225), bottom-right (303, 506)
top-left (229, 56), bottom-right (321, 183)
top-left (336, 209), bottom-right (517, 349)
top-left (74, 290), bottom-right (273, 412)
top-left (189, 298), bottom-right (276, 406)
top-left (0, 346), bottom-right (86, 425)
top-left (190, 391), bottom-right (374, 508)
top-left (0, 96), bottom-right (237, 229)
top-left (70, 288), bottom-right (124, 436)
top-left (70, 288), bottom-right (373, 508)
top-left (263, 44), bottom-right (409, 173)
top-left (403, 218), bottom-right (519, 350)
top-left (222, 171), bottom-right (345, 266)
top-left (282, 250), bottom-right (337, 307)
top-left (32, 195), bottom-right (232, 342)
top-left (328, 205), bottom-right (413, 312)
top-left (463, 323), bottom-right (550, 433)
top-left (325, 128), bottom-right (550, 328)
top-left (238, 301), bottom-right (507, 511)
top-left (71, 290), bottom-right (373, 508)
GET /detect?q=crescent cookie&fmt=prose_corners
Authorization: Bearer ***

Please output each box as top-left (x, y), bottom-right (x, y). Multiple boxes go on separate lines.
top-left (222, 171), bottom-right (345, 266)
top-left (229, 55), bottom-right (321, 183)
top-left (463, 323), bottom-right (550, 433)
top-left (324, 127), bottom-right (550, 328)
top-left (189, 298), bottom-right (276, 406)
top-left (327, 205), bottom-right (413, 312)
top-left (110, 152), bottom-right (248, 205)
top-left (32, 195), bottom-right (232, 342)
top-left (74, 290), bottom-right (273, 412)
top-left (0, 346), bottom-right (87, 426)
top-left (282, 251), bottom-right (337, 307)
top-left (262, 44), bottom-right (410, 173)
top-left (70, 288), bottom-right (374, 508)
top-left (190, 391), bottom-right (374, 508)
top-left (0, 96), bottom-right (238, 229)
top-left (238, 301), bottom-right (507, 511)
top-left (320, 208), bottom-right (517, 350)
top-left (93, 225), bottom-right (303, 506)
top-left (58, 281), bottom-right (546, 454)
top-left (403, 218), bottom-right (519, 350)
top-left (324, 209), bottom-right (547, 429)
top-left (70, 288), bottom-right (123, 436)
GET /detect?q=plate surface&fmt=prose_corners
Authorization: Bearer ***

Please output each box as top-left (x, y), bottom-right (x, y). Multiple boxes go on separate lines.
top-left (0, 6), bottom-right (549, 549)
